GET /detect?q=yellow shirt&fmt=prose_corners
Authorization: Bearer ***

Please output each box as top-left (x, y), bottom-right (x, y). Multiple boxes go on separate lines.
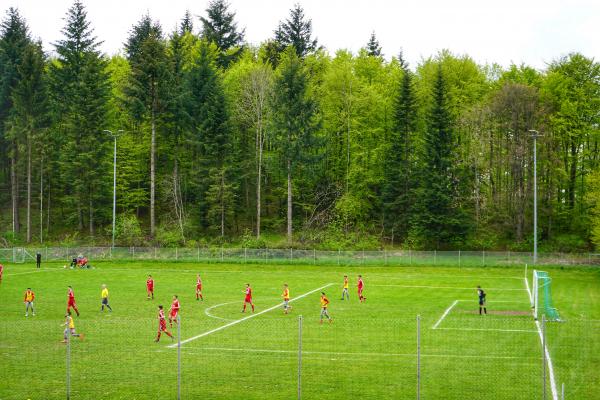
top-left (67, 316), bottom-right (75, 329)
top-left (320, 296), bottom-right (329, 308)
top-left (24, 291), bottom-right (34, 302)
top-left (343, 279), bottom-right (348, 289)
top-left (283, 288), bottom-right (290, 300)
top-left (101, 288), bottom-right (109, 299)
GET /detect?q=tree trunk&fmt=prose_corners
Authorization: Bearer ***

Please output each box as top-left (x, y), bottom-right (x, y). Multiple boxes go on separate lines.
top-left (256, 125), bottom-right (263, 238)
top-left (89, 197), bottom-right (94, 237)
top-left (10, 141), bottom-right (20, 234)
top-left (46, 178), bottom-right (50, 239)
top-left (221, 169), bottom-right (225, 237)
top-left (26, 134), bottom-right (32, 242)
top-left (78, 200), bottom-right (83, 230)
top-left (150, 104), bottom-right (156, 238)
top-left (287, 158), bottom-right (292, 243)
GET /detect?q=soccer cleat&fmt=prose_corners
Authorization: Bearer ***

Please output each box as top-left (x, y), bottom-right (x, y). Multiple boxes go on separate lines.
top-left (32, 313), bottom-right (36, 316)
top-left (25, 313), bottom-right (28, 317)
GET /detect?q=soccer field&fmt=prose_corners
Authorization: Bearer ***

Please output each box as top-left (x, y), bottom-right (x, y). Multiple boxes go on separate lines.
top-left (0, 261), bottom-right (598, 399)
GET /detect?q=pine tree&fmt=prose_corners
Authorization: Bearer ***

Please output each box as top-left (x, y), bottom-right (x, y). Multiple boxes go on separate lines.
top-left (382, 62), bottom-right (416, 244)
top-left (274, 4), bottom-right (318, 58)
top-left (180, 10), bottom-right (194, 35)
top-left (0, 7), bottom-right (30, 235)
top-left (411, 66), bottom-right (466, 248)
top-left (366, 31), bottom-right (382, 58)
top-left (187, 42), bottom-right (234, 235)
top-left (49, 0), bottom-right (111, 235)
top-left (124, 15), bottom-right (171, 238)
top-left (272, 47), bottom-right (320, 242)
top-left (11, 41), bottom-right (48, 242)
top-left (200, 0), bottom-right (244, 68)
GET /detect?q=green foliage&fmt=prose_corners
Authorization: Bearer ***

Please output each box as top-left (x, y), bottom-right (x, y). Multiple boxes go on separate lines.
top-left (114, 214), bottom-right (143, 246)
top-left (200, 0), bottom-right (245, 68)
top-left (274, 4), bottom-right (318, 58)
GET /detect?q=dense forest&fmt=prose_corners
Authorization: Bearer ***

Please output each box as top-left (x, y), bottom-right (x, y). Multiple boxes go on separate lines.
top-left (1, 1), bottom-right (599, 250)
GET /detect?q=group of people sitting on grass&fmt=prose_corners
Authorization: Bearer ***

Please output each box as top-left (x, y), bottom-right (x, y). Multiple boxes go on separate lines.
top-left (68, 254), bottom-right (91, 269)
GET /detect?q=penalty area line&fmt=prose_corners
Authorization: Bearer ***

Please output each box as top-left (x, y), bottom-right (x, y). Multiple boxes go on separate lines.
top-left (432, 300), bottom-right (458, 329)
top-left (168, 282), bottom-right (333, 348)
top-left (524, 277), bottom-right (558, 400)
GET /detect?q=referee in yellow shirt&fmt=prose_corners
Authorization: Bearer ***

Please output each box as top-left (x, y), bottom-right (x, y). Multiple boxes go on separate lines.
top-left (101, 284), bottom-right (112, 312)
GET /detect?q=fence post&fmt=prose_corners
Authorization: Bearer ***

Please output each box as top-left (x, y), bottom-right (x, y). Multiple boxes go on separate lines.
top-left (176, 247), bottom-right (178, 261)
top-left (313, 249), bottom-right (316, 265)
top-left (265, 248), bottom-right (268, 263)
top-left (197, 247), bottom-right (200, 262)
top-left (337, 249), bottom-right (340, 265)
top-left (384, 249), bottom-right (387, 265)
top-left (66, 325), bottom-right (71, 400)
top-left (298, 315), bottom-right (303, 400)
top-left (244, 247), bottom-right (247, 263)
top-left (362, 249), bottom-right (365, 265)
top-left (221, 247), bottom-right (224, 262)
top-left (482, 250), bottom-right (486, 266)
top-left (409, 249), bottom-right (412, 265)
top-left (458, 250), bottom-right (461, 268)
top-left (290, 248), bottom-right (293, 261)
top-left (45, 246), bottom-right (48, 261)
top-left (109, 246), bottom-right (112, 260)
top-left (132, 246), bottom-right (135, 259)
top-left (542, 314), bottom-right (547, 400)
top-left (154, 247), bottom-right (157, 260)
top-left (434, 250), bottom-right (436, 265)
top-left (177, 314), bottom-right (181, 400)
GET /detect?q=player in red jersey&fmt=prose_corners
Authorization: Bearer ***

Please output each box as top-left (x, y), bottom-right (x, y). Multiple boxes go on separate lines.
top-left (169, 295), bottom-right (180, 327)
top-left (146, 275), bottom-right (154, 300)
top-left (242, 283), bottom-right (255, 313)
top-left (357, 275), bottom-right (366, 303)
top-left (67, 286), bottom-right (80, 316)
top-left (195, 274), bottom-right (203, 301)
top-left (155, 305), bottom-right (174, 342)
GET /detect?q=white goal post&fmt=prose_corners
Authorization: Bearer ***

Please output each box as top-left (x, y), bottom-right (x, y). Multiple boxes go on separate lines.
top-left (531, 269), bottom-right (561, 322)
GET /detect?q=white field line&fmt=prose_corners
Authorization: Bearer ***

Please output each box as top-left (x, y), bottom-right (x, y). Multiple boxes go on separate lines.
top-left (168, 283), bottom-right (333, 348)
top-left (432, 300), bottom-right (458, 329)
top-left (524, 277), bottom-right (558, 400)
top-left (204, 301), bottom-right (238, 321)
top-left (157, 346), bottom-right (540, 361)
top-left (455, 300), bottom-right (525, 303)
top-left (371, 284), bottom-right (526, 291)
top-left (3, 268), bottom-right (63, 276)
top-left (435, 327), bottom-right (537, 333)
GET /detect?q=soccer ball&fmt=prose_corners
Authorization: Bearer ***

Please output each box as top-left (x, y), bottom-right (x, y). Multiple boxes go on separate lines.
top-left (63, 265), bottom-right (67, 269)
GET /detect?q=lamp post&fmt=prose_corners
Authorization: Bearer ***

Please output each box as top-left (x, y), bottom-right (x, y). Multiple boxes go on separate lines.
top-left (529, 129), bottom-right (542, 264)
top-left (103, 129), bottom-right (123, 248)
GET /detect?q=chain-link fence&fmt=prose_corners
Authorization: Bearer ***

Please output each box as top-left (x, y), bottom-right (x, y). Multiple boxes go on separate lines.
top-left (2, 314), bottom-right (594, 399)
top-left (1, 246), bottom-right (598, 266)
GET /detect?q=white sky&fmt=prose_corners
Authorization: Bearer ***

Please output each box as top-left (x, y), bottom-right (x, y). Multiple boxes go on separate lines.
top-left (4, 0), bottom-right (600, 69)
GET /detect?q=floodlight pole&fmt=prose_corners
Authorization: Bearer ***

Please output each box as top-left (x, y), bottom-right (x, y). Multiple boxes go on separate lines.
top-left (529, 130), bottom-right (541, 265)
top-left (103, 130), bottom-right (123, 248)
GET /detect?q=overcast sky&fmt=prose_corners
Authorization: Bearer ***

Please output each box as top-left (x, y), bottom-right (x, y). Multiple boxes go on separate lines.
top-left (5, 0), bottom-right (599, 69)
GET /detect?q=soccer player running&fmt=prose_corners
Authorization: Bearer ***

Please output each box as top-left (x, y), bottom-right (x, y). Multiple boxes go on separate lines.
top-left (101, 284), bottom-right (112, 312)
top-left (24, 288), bottom-right (35, 317)
top-left (195, 274), bottom-right (203, 301)
top-left (341, 275), bottom-right (350, 300)
top-left (169, 295), bottom-right (180, 327)
top-left (146, 275), bottom-right (154, 300)
top-left (477, 285), bottom-right (487, 315)
top-left (320, 292), bottom-right (332, 324)
top-left (282, 284), bottom-right (292, 314)
top-left (155, 305), bottom-right (174, 342)
top-left (61, 311), bottom-right (83, 343)
top-left (357, 275), bottom-right (366, 303)
top-left (242, 283), bottom-right (255, 313)
top-left (67, 286), bottom-right (80, 316)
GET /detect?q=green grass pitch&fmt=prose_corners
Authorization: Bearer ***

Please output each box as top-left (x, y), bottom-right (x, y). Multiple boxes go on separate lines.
top-left (0, 261), bottom-right (598, 399)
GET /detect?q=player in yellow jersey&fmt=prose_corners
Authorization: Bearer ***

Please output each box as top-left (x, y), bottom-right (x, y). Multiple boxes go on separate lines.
top-left (281, 284), bottom-right (292, 314)
top-left (61, 311), bottom-right (83, 343)
top-left (320, 292), bottom-right (332, 324)
top-left (101, 284), bottom-right (112, 312)
top-left (341, 275), bottom-right (349, 300)
top-left (24, 288), bottom-right (35, 317)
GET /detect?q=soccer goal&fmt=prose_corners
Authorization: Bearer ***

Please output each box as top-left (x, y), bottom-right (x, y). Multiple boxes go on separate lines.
top-left (531, 269), bottom-right (561, 321)
top-left (0, 248), bottom-right (26, 263)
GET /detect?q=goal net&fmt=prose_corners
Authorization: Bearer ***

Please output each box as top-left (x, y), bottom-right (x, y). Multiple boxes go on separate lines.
top-left (0, 248), bottom-right (26, 263)
top-left (531, 270), bottom-right (561, 321)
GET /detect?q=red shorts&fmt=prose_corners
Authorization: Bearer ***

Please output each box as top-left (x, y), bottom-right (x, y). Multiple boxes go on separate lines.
top-left (159, 320), bottom-right (167, 331)
top-left (169, 310), bottom-right (178, 319)
top-left (358, 288), bottom-right (363, 295)
top-left (147, 286), bottom-right (154, 292)
top-left (196, 285), bottom-right (202, 291)
top-left (244, 296), bottom-right (252, 303)
top-left (68, 300), bottom-right (76, 307)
